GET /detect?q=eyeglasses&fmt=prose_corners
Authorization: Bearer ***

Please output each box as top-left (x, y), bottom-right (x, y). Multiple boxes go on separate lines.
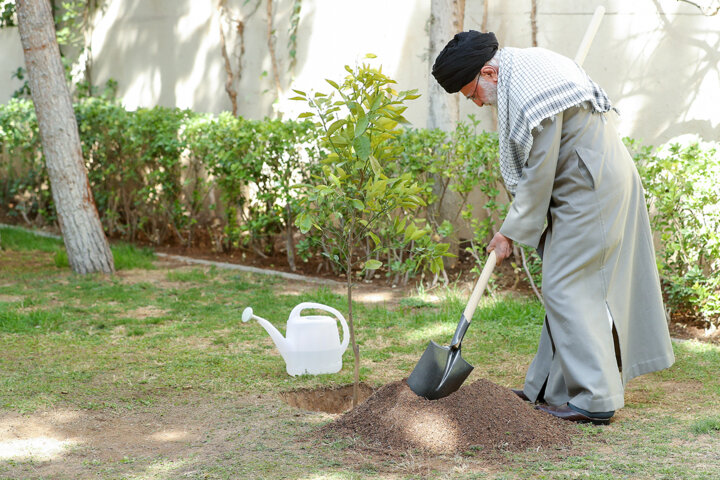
top-left (464, 75), bottom-right (480, 101)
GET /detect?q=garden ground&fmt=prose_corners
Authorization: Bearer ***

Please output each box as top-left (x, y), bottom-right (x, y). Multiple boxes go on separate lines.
top-left (1, 229), bottom-right (719, 479)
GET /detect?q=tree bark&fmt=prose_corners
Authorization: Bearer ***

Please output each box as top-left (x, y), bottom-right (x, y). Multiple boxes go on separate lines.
top-left (218, 0), bottom-right (240, 116)
top-left (16, 0), bottom-right (114, 275)
top-left (428, 0), bottom-right (465, 268)
top-left (427, 0), bottom-right (465, 131)
top-left (530, 0), bottom-right (538, 47)
top-left (266, 0), bottom-right (282, 99)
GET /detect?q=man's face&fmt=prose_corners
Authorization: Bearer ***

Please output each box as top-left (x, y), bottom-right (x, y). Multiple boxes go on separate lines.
top-left (459, 65), bottom-right (498, 107)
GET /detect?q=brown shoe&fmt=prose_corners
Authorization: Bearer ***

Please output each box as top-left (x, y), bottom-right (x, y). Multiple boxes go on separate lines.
top-left (511, 388), bottom-right (530, 402)
top-left (535, 404), bottom-right (612, 425)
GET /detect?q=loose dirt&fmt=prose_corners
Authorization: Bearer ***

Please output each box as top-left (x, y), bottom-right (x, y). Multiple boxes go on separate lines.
top-left (322, 378), bottom-right (576, 455)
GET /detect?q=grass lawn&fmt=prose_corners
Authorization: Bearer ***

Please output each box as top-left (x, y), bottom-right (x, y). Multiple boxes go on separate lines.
top-left (1, 225), bottom-right (719, 479)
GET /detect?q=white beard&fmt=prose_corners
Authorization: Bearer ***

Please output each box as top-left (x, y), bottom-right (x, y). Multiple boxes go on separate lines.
top-left (478, 76), bottom-right (498, 106)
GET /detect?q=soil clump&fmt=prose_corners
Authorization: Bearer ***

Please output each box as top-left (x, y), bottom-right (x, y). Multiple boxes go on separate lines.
top-left (322, 378), bottom-right (576, 455)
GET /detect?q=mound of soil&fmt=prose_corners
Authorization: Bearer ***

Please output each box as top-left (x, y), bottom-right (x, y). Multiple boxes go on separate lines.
top-left (322, 379), bottom-right (576, 455)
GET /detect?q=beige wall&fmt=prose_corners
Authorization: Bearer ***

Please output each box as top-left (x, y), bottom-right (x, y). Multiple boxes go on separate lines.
top-left (0, 27), bottom-right (24, 99)
top-left (1, 0), bottom-right (718, 146)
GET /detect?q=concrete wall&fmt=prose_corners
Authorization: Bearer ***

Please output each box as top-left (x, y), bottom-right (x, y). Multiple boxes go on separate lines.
top-left (1, 0), bottom-right (718, 146)
top-left (0, 27), bottom-right (24, 99)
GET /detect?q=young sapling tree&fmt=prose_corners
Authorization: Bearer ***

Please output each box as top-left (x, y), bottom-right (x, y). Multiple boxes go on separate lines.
top-left (293, 57), bottom-right (450, 406)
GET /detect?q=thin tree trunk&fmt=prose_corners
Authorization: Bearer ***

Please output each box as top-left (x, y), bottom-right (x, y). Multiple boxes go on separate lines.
top-left (347, 252), bottom-right (359, 408)
top-left (530, 0), bottom-right (538, 47)
top-left (427, 0), bottom-right (465, 131)
top-left (482, 0), bottom-right (489, 31)
top-left (16, 0), bottom-right (114, 275)
top-left (428, 0), bottom-right (465, 269)
top-left (285, 203), bottom-right (296, 271)
top-left (218, 0), bottom-right (239, 116)
top-left (266, 0), bottom-right (282, 99)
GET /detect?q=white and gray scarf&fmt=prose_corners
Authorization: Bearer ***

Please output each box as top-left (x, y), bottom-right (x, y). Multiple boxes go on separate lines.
top-left (496, 47), bottom-right (614, 194)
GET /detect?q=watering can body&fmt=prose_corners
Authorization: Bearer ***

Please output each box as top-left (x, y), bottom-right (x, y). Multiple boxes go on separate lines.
top-left (242, 302), bottom-right (349, 376)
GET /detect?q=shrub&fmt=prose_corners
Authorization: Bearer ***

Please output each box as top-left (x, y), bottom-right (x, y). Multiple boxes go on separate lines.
top-left (395, 115), bottom-right (505, 274)
top-left (629, 138), bottom-right (720, 326)
top-left (0, 98), bottom-right (52, 224)
top-left (182, 111), bottom-right (256, 250)
top-left (76, 99), bottom-right (192, 244)
top-left (1, 98), bottom-right (323, 259)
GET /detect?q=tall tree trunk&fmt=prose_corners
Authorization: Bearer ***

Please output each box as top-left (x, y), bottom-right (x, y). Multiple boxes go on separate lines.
top-left (16, 0), bottom-right (114, 275)
top-left (530, 0), bottom-right (538, 47)
top-left (428, 0), bottom-right (465, 268)
top-left (266, 0), bottom-right (282, 99)
top-left (427, 0), bottom-right (465, 131)
top-left (218, 0), bottom-right (240, 116)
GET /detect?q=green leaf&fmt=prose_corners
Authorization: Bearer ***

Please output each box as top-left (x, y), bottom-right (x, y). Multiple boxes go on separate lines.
top-left (328, 173), bottom-right (341, 187)
top-left (351, 199), bottom-right (364, 210)
top-left (369, 155), bottom-right (382, 177)
top-left (355, 115), bottom-right (369, 138)
top-left (409, 229), bottom-right (426, 241)
top-left (298, 112), bottom-right (314, 118)
top-left (295, 213), bottom-right (313, 234)
top-left (353, 135), bottom-right (371, 161)
top-left (365, 259), bottom-right (382, 270)
top-left (292, 89), bottom-right (307, 96)
top-left (368, 231), bottom-right (381, 247)
top-left (328, 119), bottom-right (345, 135)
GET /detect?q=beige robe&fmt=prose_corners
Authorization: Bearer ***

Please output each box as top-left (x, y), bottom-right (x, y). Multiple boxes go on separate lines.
top-left (500, 104), bottom-right (675, 412)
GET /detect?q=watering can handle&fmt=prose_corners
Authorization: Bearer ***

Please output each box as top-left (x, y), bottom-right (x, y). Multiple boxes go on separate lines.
top-left (462, 250), bottom-right (497, 323)
top-left (289, 302), bottom-right (350, 353)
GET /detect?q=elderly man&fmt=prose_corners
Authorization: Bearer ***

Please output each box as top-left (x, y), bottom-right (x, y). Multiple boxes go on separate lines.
top-left (432, 31), bottom-right (675, 424)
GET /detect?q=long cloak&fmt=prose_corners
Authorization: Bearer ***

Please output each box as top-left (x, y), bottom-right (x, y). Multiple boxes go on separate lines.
top-left (499, 104), bottom-right (675, 412)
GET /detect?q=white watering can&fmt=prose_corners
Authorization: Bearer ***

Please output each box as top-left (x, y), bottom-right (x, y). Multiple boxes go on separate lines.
top-left (242, 302), bottom-right (350, 376)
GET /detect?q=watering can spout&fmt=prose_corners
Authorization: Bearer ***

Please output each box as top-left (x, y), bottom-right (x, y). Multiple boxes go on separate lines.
top-left (242, 307), bottom-right (290, 361)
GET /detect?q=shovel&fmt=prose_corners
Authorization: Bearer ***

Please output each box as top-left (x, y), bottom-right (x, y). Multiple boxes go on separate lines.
top-left (407, 250), bottom-right (497, 400)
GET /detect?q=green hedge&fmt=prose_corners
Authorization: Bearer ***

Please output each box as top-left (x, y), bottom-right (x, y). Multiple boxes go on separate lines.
top-left (1, 98), bottom-right (718, 324)
top-left (1, 98), bottom-right (321, 257)
top-left (0, 98), bottom-right (507, 285)
top-left (627, 138), bottom-right (720, 326)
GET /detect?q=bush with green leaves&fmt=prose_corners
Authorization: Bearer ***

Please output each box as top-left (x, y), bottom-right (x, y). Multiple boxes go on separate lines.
top-left (1, 98), bottom-right (322, 257)
top-left (1, 94), bottom-right (515, 286)
top-left (0, 98), bottom-right (51, 224)
top-left (76, 98), bottom-right (192, 244)
top-left (242, 118), bottom-right (321, 270)
top-left (395, 115), bottom-right (505, 274)
top-left (183, 111), bottom-right (256, 250)
top-left (628, 137), bottom-right (720, 326)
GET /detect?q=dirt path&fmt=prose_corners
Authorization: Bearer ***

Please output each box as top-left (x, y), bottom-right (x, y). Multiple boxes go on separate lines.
top-left (0, 393), bottom-right (303, 479)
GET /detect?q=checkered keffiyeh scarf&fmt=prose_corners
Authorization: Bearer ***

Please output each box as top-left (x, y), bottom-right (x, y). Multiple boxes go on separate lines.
top-left (496, 47), bottom-right (614, 194)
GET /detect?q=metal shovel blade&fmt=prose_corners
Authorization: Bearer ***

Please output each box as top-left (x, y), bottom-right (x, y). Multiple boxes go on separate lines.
top-left (407, 252), bottom-right (496, 401)
top-left (407, 314), bottom-right (474, 400)
top-left (407, 340), bottom-right (474, 400)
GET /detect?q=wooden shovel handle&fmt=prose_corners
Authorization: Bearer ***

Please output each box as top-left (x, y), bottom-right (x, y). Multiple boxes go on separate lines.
top-left (462, 250), bottom-right (497, 323)
top-left (574, 6), bottom-right (605, 67)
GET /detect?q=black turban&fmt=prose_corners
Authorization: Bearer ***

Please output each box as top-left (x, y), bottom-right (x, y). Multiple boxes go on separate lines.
top-left (432, 31), bottom-right (499, 93)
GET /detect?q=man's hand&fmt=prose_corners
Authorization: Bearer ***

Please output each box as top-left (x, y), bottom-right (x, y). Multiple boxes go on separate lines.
top-left (487, 232), bottom-right (513, 264)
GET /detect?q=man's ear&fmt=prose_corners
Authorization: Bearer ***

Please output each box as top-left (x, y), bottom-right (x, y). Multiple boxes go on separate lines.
top-left (480, 65), bottom-right (498, 83)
